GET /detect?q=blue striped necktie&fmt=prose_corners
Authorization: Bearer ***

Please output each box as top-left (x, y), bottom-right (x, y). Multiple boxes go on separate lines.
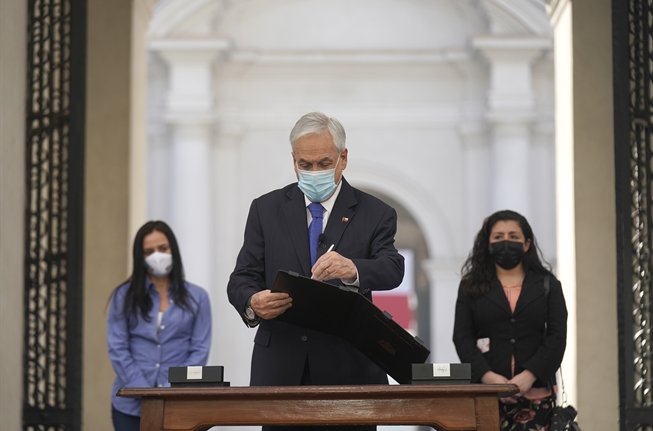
top-left (308, 202), bottom-right (324, 266)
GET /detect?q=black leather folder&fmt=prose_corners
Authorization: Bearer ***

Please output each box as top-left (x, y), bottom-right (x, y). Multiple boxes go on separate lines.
top-left (271, 270), bottom-right (431, 384)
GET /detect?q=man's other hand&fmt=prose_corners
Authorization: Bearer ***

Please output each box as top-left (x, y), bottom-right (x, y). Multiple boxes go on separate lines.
top-left (250, 290), bottom-right (292, 320)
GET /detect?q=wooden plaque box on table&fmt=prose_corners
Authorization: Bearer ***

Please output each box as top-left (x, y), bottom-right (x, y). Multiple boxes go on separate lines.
top-left (118, 384), bottom-right (519, 431)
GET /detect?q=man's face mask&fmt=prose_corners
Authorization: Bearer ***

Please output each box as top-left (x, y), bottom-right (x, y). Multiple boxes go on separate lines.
top-left (297, 156), bottom-right (341, 202)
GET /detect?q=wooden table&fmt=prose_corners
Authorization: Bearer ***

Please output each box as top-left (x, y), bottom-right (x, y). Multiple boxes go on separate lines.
top-left (118, 384), bottom-right (518, 431)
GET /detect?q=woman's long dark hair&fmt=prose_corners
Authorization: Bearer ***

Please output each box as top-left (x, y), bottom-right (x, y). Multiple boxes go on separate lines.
top-left (461, 210), bottom-right (552, 297)
top-left (111, 220), bottom-right (195, 322)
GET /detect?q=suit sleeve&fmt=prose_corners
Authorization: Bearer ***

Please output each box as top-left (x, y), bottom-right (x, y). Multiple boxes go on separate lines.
top-left (184, 287), bottom-right (212, 366)
top-left (227, 199), bottom-right (266, 325)
top-left (522, 277), bottom-right (568, 382)
top-left (452, 284), bottom-right (492, 383)
top-left (352, 207), bottom-right (405, 293)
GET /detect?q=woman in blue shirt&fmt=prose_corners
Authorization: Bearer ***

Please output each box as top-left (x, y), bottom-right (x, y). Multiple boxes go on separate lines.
top-left (107, 221), bottom-right (212, 431)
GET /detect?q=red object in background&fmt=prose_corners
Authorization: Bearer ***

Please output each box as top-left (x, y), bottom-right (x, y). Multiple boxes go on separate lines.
top-left (372, 294), bottom-right (413, 331)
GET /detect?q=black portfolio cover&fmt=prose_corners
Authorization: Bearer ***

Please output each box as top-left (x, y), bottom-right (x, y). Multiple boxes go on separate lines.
top-left (271, 270), bottom-right (430, 384)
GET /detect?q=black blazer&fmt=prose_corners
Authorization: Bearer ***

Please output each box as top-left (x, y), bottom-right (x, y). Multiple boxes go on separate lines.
top-left (452, 273), bottom-right (567, 386)
top-left (227, 178), bottom-right (405, 386)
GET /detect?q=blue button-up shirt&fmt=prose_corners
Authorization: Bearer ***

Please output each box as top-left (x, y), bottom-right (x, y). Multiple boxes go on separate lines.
top-left (107, 279), bottom-right (212, 416)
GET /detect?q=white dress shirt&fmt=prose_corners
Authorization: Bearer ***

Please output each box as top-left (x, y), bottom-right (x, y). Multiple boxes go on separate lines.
top-left (303, 181), bottom-right (360, 286)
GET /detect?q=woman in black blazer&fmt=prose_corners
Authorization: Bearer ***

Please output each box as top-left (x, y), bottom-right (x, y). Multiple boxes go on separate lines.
top-left (453, 210), bottom-right (567, 430)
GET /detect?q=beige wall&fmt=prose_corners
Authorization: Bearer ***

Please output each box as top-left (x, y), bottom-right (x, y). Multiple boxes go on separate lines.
top-left (0, 0), bottom-right (27, 429)
top-left (0, 0), bottom-right (144, 428)
top-left (84, 0), bottom-right (133, 428)
top-left (573, 0), bottom-right (619, 427)
top-left (552, 0), bottom-right (619, 429)
top-left (84, 0), bottom-right (152, 428)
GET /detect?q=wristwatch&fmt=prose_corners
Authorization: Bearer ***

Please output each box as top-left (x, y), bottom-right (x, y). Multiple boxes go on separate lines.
top-left (244, 298), bottom-right (256, 320)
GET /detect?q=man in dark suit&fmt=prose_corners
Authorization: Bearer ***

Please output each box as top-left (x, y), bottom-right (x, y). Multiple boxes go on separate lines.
top-left (227, 112), bottom-right (404, 398)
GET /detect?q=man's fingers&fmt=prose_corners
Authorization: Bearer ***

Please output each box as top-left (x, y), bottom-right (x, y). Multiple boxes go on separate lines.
top-left (259, 301), bottom-right (292, 320)
top-left (251, 290), bottom-right (291, 315)
top-left (269, 296), bottom-right (293, 308)
top-left (312, 253), bottom-right (356, 282)
top-left (312, 253), bottom-right (342, 280)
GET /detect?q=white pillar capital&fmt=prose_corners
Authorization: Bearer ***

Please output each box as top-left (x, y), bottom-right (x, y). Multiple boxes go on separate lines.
top-left (472, 37), bottom-right (551, 61)
top-left (472, 36), bottom-right (551, 120)
top-left (152, 39), bottom-right (230, 65)
top-left (151, 39), bottom-right (230, 117)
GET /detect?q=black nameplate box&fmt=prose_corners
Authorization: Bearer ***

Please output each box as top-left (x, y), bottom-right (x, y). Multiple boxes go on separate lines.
top-left (410, 363), bottom-right (471, 385)
top-left (168, 366), bottom-right (230, 387)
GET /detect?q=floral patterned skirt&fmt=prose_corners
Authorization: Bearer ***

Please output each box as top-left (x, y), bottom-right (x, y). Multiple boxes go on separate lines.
top-left (499, 395), bottom-right (555, 431)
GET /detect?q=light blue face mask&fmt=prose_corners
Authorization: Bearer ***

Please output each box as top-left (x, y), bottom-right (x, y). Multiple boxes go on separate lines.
top-left (297, 156), bottom-right (341, 202)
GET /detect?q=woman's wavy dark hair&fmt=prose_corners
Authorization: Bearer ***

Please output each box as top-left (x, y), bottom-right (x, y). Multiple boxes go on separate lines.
top-left (110, 220), bottom-right (195, 322)
top-left (460, 210), bottom-right (552, 297)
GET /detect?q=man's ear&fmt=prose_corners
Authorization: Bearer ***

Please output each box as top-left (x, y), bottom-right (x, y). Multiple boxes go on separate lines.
top-left (340, 148), bottom-right (348, 170)
top-left (292, 152), bottom-right (299, 176)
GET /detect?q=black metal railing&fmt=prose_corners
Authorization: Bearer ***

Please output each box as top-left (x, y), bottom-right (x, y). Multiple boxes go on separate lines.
top-left (22, 0), bottom-right (85, 430)
top-left (614, 1), bottom-right (653, 430)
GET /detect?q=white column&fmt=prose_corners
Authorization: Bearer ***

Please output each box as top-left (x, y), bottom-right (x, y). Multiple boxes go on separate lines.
top-left (168, 122), bottom-right (214, 291)
top-left (147, 121), bottom-right (171, 220)
top-left (551, 0), bottom-right (578, 409)
top-left (154, 41), bottom-right (225, 292)
top-left (459, 123), bottom-right (491, 243)
top-left (147, 54), bottom-right (172, 221)
top-left (454, 60), bottom-right (492, 242)
top-left (490, 123), bottom-right (531, 214)
top-left (473, 37), bottom-right (551, 218)
top-left (422, 259), bottom-right (464, 364)
top-left (128, 0), bottom-right (156, 244)
top-left (531, 121), bottom-right (556, 266)
top-left (211, 124), bottom-right (256, 389)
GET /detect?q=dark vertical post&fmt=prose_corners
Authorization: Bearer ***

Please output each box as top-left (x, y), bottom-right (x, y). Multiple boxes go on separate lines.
top-left (66, 0), bottom-right (86, 427)
top-left (22, 0), bottom-right (85, 429)
top-left (613, 0), bottom-right (653, 430)
top-left (612, 0), bottom-right (633, 430)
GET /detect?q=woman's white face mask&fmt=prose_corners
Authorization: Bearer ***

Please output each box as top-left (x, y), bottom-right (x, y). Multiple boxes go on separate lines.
top-left (145, 251), bottom-right (173, 278)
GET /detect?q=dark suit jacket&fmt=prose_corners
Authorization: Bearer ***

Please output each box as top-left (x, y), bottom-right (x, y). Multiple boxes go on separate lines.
top-left (227, 178), bottom-right (405, 386)
top-left (452, 273), bottom-right (567, 386)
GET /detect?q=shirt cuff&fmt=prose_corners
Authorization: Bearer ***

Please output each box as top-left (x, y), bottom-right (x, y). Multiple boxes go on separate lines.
top-left (341, 266), bottom-right (360, 287)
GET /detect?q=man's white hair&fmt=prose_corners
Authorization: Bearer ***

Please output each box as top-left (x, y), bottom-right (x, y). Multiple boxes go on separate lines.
top-left (289, 112), bottom-right (346, 153)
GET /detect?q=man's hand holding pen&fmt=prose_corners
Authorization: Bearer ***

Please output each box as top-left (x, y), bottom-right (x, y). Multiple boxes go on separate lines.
top-left (311, 244), bottom-right (357, 283)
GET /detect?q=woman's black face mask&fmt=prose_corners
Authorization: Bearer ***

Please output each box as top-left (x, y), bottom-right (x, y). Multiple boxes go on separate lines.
top-left (489, 240), bottom-right (525, 270)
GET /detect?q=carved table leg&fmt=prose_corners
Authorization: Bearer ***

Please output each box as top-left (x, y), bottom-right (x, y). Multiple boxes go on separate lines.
top-left (140, 398), bottom-right (164, 431)
top-left (475, 396), bottom-right (500, 431)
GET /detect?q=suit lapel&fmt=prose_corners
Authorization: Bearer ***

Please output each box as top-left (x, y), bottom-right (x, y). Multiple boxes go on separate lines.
top-left (514, 273), bottom-right (545, 315)
top-left (282, 185), bottom-right (312, 276)
top-left (317, 178), bottom-right (356, 261)
top-left (484, 277), bottom-right (513, 316)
